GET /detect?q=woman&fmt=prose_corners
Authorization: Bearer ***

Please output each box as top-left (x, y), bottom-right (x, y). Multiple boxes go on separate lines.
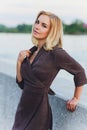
top-left (12, 10), bottom-right (87, 130)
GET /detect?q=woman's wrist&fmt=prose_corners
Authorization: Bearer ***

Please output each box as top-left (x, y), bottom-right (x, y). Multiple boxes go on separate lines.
top-left (72, 97), bottom-right (80, 101)
top-left (73, 86), bottom-right (83, 101)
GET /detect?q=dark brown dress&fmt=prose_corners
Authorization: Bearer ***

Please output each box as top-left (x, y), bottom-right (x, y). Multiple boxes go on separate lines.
top-left (12, 46), bottom-right (87, 130)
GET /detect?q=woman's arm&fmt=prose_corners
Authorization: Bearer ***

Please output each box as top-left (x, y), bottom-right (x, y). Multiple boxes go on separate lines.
top-left (66, 86), bottom-right (83, 112)
top-left (16, 50), bottom-right (31, 87)
top-left (16, 61), bottom-right (22, 82)
top-left (16, 49), bottom-right (31, 81)
top-left (52, 48), bottom-right (87, 112)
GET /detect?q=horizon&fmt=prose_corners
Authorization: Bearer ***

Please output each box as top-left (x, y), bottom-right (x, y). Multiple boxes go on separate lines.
top-left (0, 19), bottom-right (87, 28)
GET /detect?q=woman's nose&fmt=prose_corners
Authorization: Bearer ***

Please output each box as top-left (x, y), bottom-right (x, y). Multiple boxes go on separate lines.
top-left (35, 24), bottom-right (41, 30)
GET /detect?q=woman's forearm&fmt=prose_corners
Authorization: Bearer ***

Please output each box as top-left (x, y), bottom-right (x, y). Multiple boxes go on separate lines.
top-left (16, 50), bottom-right (30, 82)
top-left (16, 61), bottom-right (22, 82)
top-left (73, 86), bottom-right (83, 100)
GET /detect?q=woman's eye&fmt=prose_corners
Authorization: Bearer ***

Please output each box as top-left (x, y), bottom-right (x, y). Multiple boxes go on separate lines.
top-left (35, 20), bottom-right (39, 24)
top-left (35, 20), bottom-right (47, 28)
top-left (42, 24), bottom-right (47, 28)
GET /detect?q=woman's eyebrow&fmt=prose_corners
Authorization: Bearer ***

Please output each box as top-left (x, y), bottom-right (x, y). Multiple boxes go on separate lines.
top-left (42, 22), bottom-right (49, 26)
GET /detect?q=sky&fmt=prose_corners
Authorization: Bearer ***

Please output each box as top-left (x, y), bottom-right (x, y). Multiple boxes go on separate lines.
top-left (0, 0), bottom-right (87, 27)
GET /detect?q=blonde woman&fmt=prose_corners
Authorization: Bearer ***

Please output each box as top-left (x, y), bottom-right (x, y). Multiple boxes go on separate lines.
top-left (12, 11), bottom-right (87, 130)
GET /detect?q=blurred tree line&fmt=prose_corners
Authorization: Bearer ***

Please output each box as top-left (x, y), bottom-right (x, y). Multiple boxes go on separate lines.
top-left (0, 24), bottom-right (32, 33)
top-left (0, 20), bottom-right (87, 34)
top-left (63, 20), bottom-right (87, 34)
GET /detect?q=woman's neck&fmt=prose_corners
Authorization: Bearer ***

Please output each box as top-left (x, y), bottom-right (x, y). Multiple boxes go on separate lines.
top-left (37, 40), bottom-right (45, 50)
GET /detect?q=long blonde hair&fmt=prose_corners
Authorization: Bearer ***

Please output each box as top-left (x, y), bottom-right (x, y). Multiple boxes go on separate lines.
top-left (32, 10), bottom-right (63, 50)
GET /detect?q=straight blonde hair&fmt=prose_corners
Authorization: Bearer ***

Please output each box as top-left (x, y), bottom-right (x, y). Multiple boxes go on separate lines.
top-left (32, 10), bottom-right (63, 50)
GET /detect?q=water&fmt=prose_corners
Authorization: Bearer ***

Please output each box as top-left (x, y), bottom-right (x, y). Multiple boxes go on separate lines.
top-left (0, 33), bottom-right (32, 64)
top-left (0, 33), bottom-right (87, 66)
top-left (0, 33), bottom-right (87, 105)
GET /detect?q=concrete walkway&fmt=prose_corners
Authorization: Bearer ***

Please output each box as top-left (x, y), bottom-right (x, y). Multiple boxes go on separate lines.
top-left (0, 73), bottom-right (87, 130)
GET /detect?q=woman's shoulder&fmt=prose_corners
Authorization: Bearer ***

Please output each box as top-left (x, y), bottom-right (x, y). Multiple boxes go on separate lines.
top-left (51, 46), bottom-right (72, 60)
top-left (51, 46), bottom-right (66, 56)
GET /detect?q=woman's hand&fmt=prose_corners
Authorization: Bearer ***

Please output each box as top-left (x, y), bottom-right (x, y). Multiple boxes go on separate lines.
top-left (66, 97), bottom-right (79, 112)
top-left (17, 50), bottom-right (31, 64)
top-left (66, 86), bottom-right (83, 112)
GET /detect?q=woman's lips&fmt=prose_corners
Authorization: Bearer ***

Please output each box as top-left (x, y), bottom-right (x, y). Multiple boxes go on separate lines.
top-left (33, 29), bottom-right (39, 35)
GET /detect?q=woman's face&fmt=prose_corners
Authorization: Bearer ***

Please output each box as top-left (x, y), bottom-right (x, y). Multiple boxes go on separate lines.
top-left (32, 14), bottom-right (50, 41)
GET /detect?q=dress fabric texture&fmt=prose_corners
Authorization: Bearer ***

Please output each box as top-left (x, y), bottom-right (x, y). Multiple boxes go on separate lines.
top-left (12, 46), bottom-right (87, 130)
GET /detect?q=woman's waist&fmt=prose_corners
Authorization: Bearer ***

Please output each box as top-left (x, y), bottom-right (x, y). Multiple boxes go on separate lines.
top-left (24, 81), bottom-right (49, 94)
top-left (24, 85), bottom-right (49, 95)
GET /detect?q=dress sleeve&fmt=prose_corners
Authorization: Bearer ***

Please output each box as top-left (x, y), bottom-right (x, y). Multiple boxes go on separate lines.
top-left (52, 48), bottom-right (87, 87)
top-left (16, 77), bottom-right (24, 89)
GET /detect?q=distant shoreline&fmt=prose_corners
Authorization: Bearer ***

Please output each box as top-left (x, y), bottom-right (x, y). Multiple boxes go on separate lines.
top-left (0, 20), bottom-right (87, 34)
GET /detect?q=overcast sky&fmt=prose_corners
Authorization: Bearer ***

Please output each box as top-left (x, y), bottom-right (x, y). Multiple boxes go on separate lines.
top-left (0, 0), bottom-right (87, 26)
